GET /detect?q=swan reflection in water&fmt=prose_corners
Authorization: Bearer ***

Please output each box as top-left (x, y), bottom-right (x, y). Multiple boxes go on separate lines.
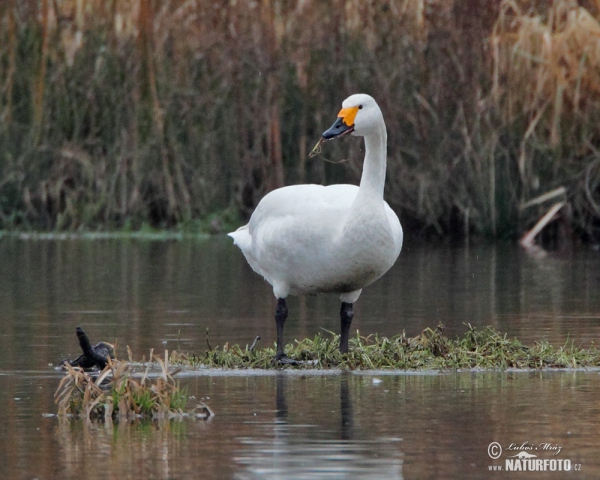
top-left (234, 375), bottom-right (404, 479)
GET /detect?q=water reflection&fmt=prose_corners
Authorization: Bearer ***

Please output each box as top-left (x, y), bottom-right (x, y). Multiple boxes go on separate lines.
top-left (340, 376), bottom-right (353, 440)
top-left (1, 370), bottom-right (600, 479)
top-left (235, 374), bottom-right (404, 479)
top-left (1, 239), bottom-right (600, 478)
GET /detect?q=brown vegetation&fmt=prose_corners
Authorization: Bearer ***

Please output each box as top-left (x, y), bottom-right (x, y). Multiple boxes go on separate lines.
top-left (56, 348), bottom-right (213, 420)
top-left (1, 0), bottom-right (600, 239)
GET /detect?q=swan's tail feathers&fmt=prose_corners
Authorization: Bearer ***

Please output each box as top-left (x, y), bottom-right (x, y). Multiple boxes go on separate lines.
top-left (228, 224), bottom-right (265, 278)
top-left (228, 224), bottom-right (251, 250)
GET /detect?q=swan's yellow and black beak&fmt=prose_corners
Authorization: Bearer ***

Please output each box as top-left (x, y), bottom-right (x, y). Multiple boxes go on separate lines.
top-left (322, 106), bottom-right (358, 140)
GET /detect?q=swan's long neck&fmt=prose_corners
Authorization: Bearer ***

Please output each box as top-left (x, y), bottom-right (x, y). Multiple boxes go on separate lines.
top-left (357, 121), bottom-right (387, 201)
top-left (341, 117), bottom-right (394, 252)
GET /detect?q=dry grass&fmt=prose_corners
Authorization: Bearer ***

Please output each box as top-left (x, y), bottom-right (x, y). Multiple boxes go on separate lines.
top-left (1, 1), bottom-right (600, 239)
top-left (55, 348), bottom-right (213, 421)
top-left (491, 1), bottom-right (600, 237)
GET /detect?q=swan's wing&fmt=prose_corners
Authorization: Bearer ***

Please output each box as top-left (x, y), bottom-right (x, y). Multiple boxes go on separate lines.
top-left (231, 183), bottom-right (401, 259)
top-left (383, 201), bottom-right (403, 259)
top-left (248, 184), bottom-right (359, 234)
top-left (228, 184), bottom-right (359, 278)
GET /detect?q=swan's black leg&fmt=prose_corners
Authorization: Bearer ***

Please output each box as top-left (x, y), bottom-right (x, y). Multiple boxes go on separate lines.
top-left (340, 302), bottom-right (354, 354)
top-left (274, 298), bottom-right (297, 364)
top-left (275, 298), bottom-right (288, 357)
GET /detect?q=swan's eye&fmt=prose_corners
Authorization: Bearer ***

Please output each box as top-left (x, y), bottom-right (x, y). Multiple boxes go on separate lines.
top-left (358, 105), bottom-right (363, 109)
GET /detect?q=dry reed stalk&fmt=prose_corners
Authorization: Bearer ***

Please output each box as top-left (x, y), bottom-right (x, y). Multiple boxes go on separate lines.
top-left (2, 2), bottom-right (17, 123)
top-left (32, 0), bottom-right (51, 143)
top-left (138, 0), bottom-right (178, 216)
top-left (520, 186), bottom-right (567, 209)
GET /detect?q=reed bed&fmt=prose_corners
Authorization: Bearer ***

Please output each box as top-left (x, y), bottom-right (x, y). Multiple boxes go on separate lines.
top-left (177, 324), bottom-right (600, 370)
top-left (1, 1), bottom-right (600, 239)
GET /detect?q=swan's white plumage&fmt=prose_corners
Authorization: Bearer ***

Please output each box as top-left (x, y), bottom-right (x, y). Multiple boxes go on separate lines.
top-left (229, 93), bottom-right (403, 304)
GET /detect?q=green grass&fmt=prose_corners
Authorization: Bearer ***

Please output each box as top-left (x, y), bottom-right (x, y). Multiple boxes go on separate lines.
top-left (174, 324), bottom-right (600, 371)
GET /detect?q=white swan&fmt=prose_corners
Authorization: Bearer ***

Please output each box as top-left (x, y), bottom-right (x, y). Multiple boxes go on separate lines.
top-left (229, 94), bottom-right (403, 362)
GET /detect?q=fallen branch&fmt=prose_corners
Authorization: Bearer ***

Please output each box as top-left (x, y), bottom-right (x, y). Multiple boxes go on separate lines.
top-left (520, 201), bottom-right (566, 254)
top-left (520, 186), bottom-right (566, 210)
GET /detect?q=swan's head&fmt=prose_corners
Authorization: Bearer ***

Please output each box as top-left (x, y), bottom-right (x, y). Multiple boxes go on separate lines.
top-left (322, 94), bottom-right (383, 140)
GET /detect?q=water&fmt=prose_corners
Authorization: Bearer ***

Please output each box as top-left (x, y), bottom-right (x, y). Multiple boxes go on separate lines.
top-left (1, 237), bottom-right (599, 478)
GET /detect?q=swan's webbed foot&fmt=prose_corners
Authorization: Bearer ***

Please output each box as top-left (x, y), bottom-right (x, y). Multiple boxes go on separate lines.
top-left (274, 353), bottom-right (300, 366)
